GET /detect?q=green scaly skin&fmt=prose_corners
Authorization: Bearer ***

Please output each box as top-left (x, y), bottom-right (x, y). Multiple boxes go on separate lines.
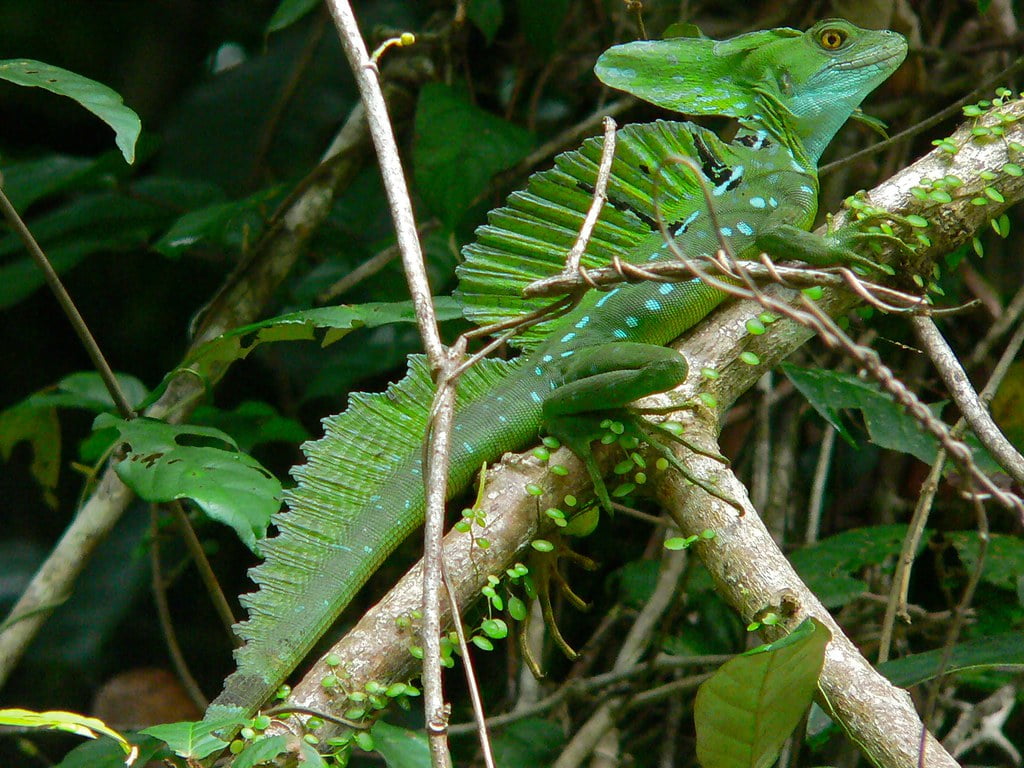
top-left (206, 19), bottom-right (907, 723)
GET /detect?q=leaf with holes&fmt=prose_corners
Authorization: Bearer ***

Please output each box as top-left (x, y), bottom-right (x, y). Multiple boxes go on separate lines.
top-left (94, 414), bottom-right (280, 552)
top-left (0, 60), bottom-right (141, 163)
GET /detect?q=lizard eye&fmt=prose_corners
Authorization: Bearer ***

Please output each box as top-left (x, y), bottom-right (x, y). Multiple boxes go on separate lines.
top-left (818, 28), bottom-right (847, 50)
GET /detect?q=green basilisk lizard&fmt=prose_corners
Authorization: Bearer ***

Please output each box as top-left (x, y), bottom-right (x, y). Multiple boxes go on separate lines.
top-left (206, 19), bottom-right (908, 722)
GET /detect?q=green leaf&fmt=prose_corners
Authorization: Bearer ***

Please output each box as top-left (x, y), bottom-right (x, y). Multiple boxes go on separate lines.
top-left (0, 153), bottom-right (124, 211)
top-left (141, 717), bottom-right (243, 760)
top-left (809, 632), bottom-right (1024, 742)
top-left (0, 708), bottom-right (132, 755)
top-left (94, 414), bottom-right (281, 552)
top-left (947, 532), bottom-right (1024, 591)
top-left (880, 631), bottom-right (1024, 687)
top-left (154, 186), bottom-right (284, 259)
top-left (192, 400), bottom-right (309, 453)
top-left (231, 735), bottom-right (289, 768)
top-left (695, 618), bottom-right (830, 768)
top-left (413, 83), bottom-right (533, 228)
top-left (370, 721), bottom-right (431, 768)
top-left (467, 0), bottom-right (504, 43)
top-left (614, 559), bottom-right (659, 608)
top-left (0, 402), bottom-right (60, 507)
top-left (55, 733), bottom-right (170, 768)
top-left (267, 0), bottom-right (321, 33)
top-left (0, 59), bottom-right (141, 163)
top-left (515, 0), bottom-right (569, 54)
top-left (782, 363), bottom-right (941, 463)
top-left (158, 298), bottom-right (464, 400)
top-left (491, 718), bottom-right (565, 767)
top-left (0, 177), bottom-right (220, 309)
top-left (0, 372), bottom-right (148, 505)
top-left (789, 526), bottom-right (918, 607)
top-left (298, 740), bottom-right (330, 768)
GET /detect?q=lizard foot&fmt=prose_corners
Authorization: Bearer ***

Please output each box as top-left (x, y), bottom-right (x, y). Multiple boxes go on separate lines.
top-left (519, 538), bottom-right (599, 676)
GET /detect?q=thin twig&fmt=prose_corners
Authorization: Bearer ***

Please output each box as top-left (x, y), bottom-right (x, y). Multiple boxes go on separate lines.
top-left (325, 5), bottom-right (453, 764)
top-left (805, 425), bottom-right (835, 546)
top-left (149, 507), bottom-right (208, 712)
top-left (913, 316), bottom-right (1024, 485)
top-left (561, 117), bottom-right (617, 276)
top-left (440, 560), bottom-right (496, 768)
top-left (0, 186), bottom-right (135, 419)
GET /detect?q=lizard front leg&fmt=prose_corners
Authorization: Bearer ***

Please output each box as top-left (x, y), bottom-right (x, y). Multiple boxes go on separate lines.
top-left (540, 342), bottom-right (730, 510)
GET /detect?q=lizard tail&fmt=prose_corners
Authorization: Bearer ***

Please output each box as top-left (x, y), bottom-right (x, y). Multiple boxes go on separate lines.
top-left (206, 354), bottom-right (517, 722)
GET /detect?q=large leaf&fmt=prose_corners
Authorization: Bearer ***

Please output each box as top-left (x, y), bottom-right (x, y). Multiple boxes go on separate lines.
top-left (371, 721), bottom-right (431, 768)
top-left (491, 718), bottom-right (565, 767)
top-left (191, 400), bottom-right (309, 453)
top-left (695, 618), bottom-right (830, 768)
top-left (782, 363), bottom-right (942, 463)
top-left (0, 372), bottom-right (149, 505)
top-left (231, 735), bottom-right (289, 768)
top-left (266, 0), bottom-right (320, 33)
top-left (141, 717), bottom-right (243, 760)
top-left (947, 531), bottom-right (1024, 592)
top-left (157, 298), bottom-right (464, 397)
top-left (0, 59), bottom-right (141, 163)
top-left (0, 152), bottom-right (125, 211)
top-left (788, 525), bottom-right (919, 608)
top-left (0, 708), bottom-right (132, 759)
top-left (94, 414), bottom-right (281, 552)
top-left (55, 733), bottom-right (169, 768)
top-left (153, 185), bottom-right (284, 259)
top-left (413, 82), bottom-right (533, 228)
top-left (809, 632), bottom-right (1024, 743)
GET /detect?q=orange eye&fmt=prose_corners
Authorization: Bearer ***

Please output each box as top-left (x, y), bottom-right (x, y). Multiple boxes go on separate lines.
top-left (819, 28), bottom-right (846, 49)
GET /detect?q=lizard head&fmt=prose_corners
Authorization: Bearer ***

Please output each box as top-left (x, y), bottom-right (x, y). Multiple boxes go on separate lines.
top-left (755, 19), bottom-right (908, 160)
top-left (595, 19), bottom-right (907, 163)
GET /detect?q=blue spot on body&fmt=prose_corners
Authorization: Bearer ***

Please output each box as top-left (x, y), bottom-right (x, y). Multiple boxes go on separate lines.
top-left (674, 211), bottom-right (700, 236)
top-left (613, 329), bottom-right (628, 339)
top-left (596, 288), bottom-right (620, 307)
top-left (575, 315), bottom-right (590, 329)
top-left (370, 494), bottom-right (381, 502)
top-left (498, 415), bottom-right (507, 423)
top-left (625, 316), bottom-right (639, 327)
top-left (531, 391), bottom-right (542, 403)
top-left (542, 354), bottom-right (553, 363)
top-left (659, 283), bottom-right (675, 295)
top-left (736, 221), bottom-right (754, 236)
top-left (560, 350), bottom-right (575, 358)
top-left (496, 396), bottom-right (504, 402)
top-left (405, 499), bottom-right (412, 510)
top-left (645, 298), bottom-right (661, 311)
top-left (549, 380), bottom-right (557, 390)
top-left (720, 227), bottom-right (733, 237)
top-left (750, 196), bottom-right (766, 208)
top-left (561, 332), bottom-right (576, 343)
top-left (800, 184), bottom-right (814, 195)
top-left (463, 442), bottom-right (473, 453)
top-left (535, 366), bottom-right (543, 376)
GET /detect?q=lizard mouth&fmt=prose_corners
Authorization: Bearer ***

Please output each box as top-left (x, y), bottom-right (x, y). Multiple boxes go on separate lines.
top-left (834, 44), bottom-right (907, 72)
